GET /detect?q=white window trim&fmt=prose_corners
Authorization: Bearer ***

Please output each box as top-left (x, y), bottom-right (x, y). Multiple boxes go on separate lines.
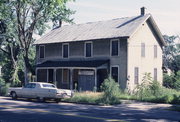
top-left (62, 43), bottom-right (69, 59)
top-left (84, 41), bottom-right (93, 58)
top-left (110, 39), bottom-right (120, 56)
top-left (110, 65), bottom-right (119, 83)
top-left (39, 45), bottom-right (45, 59)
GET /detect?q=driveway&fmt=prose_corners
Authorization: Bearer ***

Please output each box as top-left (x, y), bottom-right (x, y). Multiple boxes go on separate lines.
top-left (0, 96), bottom-right (179, 122)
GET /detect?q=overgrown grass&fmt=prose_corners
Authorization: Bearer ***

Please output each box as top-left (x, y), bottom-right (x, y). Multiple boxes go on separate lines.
top-left (63, 92), bottom-right (103, 104)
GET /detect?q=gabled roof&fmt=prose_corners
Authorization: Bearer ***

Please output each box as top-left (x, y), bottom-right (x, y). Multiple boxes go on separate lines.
top-left (34, 14), bottom-right (165, 46)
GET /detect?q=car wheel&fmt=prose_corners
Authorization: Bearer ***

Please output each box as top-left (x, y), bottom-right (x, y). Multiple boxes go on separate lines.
top-left (55, 98), bottom-right (61, 103)
top-left (37, 97), bottom-right (45, 102)
top-left (11, 92), bottom-right (17, 100)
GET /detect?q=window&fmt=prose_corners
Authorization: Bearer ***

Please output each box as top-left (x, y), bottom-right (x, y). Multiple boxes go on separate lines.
top-left (154, 45), bottom-right (157, 58)
top-left (141, 43), bottom-right (145, 57)
top-left (134, 67), bottom-right (139, 84)
top-left (85, 42), bottom-right (92, 57)
top-left (39, 45), bottom-right (45, 58)
top-left (154, 68), bottom-right (157, 81)
top-left (42, 84), bottom-right (56, 88)
top-left (62, 69), bottom-right (69, 83)
top-left (111, 39), bottom-right (119, 56)
top-left (111, 66), bottom-right (118, 82)
top-left (63, 44), bottom-right (69, 58)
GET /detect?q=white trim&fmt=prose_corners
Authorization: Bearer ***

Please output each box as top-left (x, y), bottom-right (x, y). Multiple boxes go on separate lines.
top-left (110, 65), bottom-right (119, 83)
top-left (110, 39), bottom-right (120, 57)
top-left (39, 45), bottom-right (45, 59)
top-left (84, 41), bottom-right (93, 58)
top-left (62, 43), bottom-right (69, 59)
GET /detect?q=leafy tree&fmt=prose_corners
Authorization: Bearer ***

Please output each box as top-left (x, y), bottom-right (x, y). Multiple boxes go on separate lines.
top-left (0, 0), bottom-right (74, 84)
top-left (163, 35), bottom-right (180, 74)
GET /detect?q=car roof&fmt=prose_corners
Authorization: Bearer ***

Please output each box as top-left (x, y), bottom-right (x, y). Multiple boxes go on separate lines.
top-left (29, 82), bottom-right (54, 85)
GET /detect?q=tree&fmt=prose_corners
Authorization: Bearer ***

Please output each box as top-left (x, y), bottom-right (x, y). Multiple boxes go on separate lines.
top-left (0, 0), bottom-right (74, 84)
top-left (163, 35), bottom-right (180, 74)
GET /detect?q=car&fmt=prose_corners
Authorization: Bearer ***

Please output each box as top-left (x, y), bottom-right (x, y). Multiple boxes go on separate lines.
top-left (8, 82), bottom-right (74, 102)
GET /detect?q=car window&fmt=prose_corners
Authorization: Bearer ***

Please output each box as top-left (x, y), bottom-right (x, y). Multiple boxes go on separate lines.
top-left (24, 83), bottom-right (36, 88)
top-left (42, 84), bottom-right (56, 88)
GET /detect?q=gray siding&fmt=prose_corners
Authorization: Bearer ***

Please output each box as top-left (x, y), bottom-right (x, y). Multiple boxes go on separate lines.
top-left (69, 41), bottom-right (84, 57)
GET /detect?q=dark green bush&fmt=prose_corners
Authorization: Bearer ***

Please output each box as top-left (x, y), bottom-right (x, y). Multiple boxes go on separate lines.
top-left (0, 78), bottom-right (10, 96)
top-left (163, 71), bottom-right (180, 90)
top-left (100, 77), bottom-right (121, 105)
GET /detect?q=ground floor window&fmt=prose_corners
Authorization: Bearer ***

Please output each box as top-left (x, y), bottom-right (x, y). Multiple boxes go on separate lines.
top-left (111, 66), bottom-right (118, 82)
top-left (134, 67), bottom-right (139, 84)
top-left (154, 68), bottom-right (157, 81)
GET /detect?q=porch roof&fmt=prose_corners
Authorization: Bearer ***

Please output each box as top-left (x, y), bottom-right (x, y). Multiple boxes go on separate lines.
top-left (36, 59), bottom-right (109, 68)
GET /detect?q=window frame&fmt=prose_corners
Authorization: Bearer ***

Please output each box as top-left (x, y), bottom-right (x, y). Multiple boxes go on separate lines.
top-left (84, 41), bottom-right (93, 58)
top-left (110, 65), bottom-right (119, 83)
top-left (110, 39), bottom-right (119, 56)
top-left (154, 68), bottom-right (157, 81)
top-left (141, 43), bottom-right (145, 57)
top-left (39, 45), bottom-right (45, 59)
top-left (154, 45), bottom-right (158, 58)
top-left (134, 67), bottom-right (139, 84)
top-left (62, 43), bottom-right (69, 58)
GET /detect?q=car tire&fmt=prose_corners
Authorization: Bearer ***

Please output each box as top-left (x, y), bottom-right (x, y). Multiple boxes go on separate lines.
top-left (11, 92), bottom-right (17, 100)
top-left (55, 98), bottom-right (61, 103)
top-left (37, 97), bottom-right (45, 102)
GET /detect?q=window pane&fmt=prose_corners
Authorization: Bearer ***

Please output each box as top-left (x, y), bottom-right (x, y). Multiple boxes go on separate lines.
top-left (111, 67), bottom-right (118, 82)
top-left (40, 46), bottom-right (45, 58)
top-left (63, 44), bottom-right (68, 58)
top-left (111, 40), bottom-right (118, 56)
top-left (63, 69), bottom-right (69, 83)
top-left (154, 45), bottom-right (157, 58)
top-left (141, 43), bottom-right (145, 57)
top-left (154, 68), bottom-right (157, 81)
top-left (134, 67), bottom-right (139, 84)
top-left (86, 43), bottom-right (92, 57)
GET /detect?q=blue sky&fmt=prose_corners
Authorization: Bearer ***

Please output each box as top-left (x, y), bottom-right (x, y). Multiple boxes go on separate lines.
top-left (67, 0), bottom-right (180, 35)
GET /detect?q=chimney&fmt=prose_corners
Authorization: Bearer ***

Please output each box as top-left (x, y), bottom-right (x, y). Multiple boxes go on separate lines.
top-left (141, 7), bottom-right (146, 16)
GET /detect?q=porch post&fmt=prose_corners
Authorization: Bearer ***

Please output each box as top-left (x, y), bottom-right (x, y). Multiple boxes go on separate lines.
top-left (35, 68), bottom-right (38, 82)
top-left (94, 68), bottom-right (97, 92)
top-left (54, 69), bottom-right (57, 86)
top-left (70, 69), bottom-right (73, 90)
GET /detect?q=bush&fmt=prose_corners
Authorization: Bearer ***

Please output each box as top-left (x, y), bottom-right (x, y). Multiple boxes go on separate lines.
top-left (100, 77), bottom-right (121, 105)
top-left (0, 78), bottom-right (10, 96)
top-left (163, 71), bottom-right (180, 90)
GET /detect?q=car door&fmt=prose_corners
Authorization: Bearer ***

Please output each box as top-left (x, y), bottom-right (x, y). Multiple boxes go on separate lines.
top-left (22, 83), bottom-right (36, 98)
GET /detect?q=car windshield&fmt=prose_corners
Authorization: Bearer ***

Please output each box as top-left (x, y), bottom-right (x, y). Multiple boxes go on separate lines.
top-left (42, 84), bottom-right (56, 88)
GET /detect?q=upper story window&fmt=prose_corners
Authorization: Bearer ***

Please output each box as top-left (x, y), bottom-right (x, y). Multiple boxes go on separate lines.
top-left (39, 45), bottom-right (45, 59)
top-left (141, 43), bottom-right (145, 57)
top-left (62, 43), bottom-right (69, 58)
top-left (85, 42), bottom-right (92, 57)
top-left (154, 45), bottom-right (157, 58)
top-left (111, 39), bottom-right (119, 56)
top-left (111, 66), bottom-right (119, 82)
top-left (134, 67), bottom-right (139, 84)
top-left (154, 68), bottom-right (157, 81)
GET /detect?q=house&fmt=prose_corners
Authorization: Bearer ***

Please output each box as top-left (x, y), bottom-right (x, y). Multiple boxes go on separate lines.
top-left (34, 7), bottom-right (166, 91)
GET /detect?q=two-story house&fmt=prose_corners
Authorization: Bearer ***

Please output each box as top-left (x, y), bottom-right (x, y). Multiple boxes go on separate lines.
top-left (34, 8), bottom-right (166, 91)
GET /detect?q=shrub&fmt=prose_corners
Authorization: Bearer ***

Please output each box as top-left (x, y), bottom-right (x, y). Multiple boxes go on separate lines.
top-left (100, 77), bottom-right (121, 105)
top-left (0, 78), bottom-right (10, 96)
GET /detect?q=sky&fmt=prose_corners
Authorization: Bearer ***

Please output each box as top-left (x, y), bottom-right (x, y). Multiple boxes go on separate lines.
top-left (66, 0), bottom-right (180, 36)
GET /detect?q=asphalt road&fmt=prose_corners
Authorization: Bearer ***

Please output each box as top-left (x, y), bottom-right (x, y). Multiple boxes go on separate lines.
top-left (0, 96), bottom-right (180, 122)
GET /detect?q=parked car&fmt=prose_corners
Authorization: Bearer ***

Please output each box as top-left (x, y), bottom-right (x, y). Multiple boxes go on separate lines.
top-left (8, 82), bottom-right (74, 102)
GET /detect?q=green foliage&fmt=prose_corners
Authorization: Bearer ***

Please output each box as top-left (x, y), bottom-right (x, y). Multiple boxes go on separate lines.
top-left (100, 77), bottom-right (121, 105)
top-left (163, 71), bottom-right (180, 90)
top-left (0, 78), bottom-right (10, 96)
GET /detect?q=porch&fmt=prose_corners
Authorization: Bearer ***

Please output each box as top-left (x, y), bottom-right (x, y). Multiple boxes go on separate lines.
top-left (36, 60), bottom-right (109, 91)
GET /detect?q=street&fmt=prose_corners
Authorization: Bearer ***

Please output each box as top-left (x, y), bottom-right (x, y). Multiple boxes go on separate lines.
top-left (0, 96), bottom-right (179, 122)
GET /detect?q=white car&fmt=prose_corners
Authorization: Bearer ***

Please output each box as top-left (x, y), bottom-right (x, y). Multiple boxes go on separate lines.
top-left (8, 82), bottom-right (74, 102)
